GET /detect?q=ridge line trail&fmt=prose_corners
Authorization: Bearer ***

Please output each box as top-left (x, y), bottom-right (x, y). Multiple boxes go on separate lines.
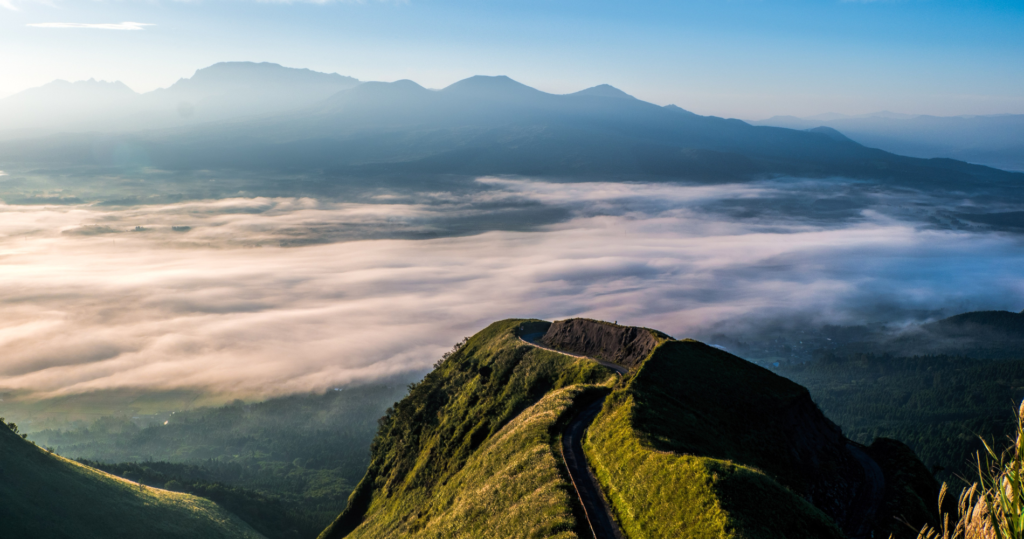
top-left (519, 335), bottom-right (624, 539)
top-left (518, 336), bottom-right (627, 375)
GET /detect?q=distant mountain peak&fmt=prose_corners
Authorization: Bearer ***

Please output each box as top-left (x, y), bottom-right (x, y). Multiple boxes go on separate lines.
top-left (169, 61), bottom-right (359, 91)
top-left (861, 110), bottom-right (919, 120)
top-left (805, 112), bottom-right (852, 122)
top-left (440, 75), bottom-right (543, 97)
top-left (805, 126), bottom-right (855, 143)
top-left (344, 79), bottom-right (428, 95)
top-left (571, 84), bottom-right (635, 99)
top-left (3, 78), bottom-right (138, 103)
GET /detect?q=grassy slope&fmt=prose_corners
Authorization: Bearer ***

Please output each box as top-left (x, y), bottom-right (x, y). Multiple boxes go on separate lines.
top-left (349, 383), bottom-right (610, 538)
top-left (319, 319), bottom-right (613, 538)
top-left (27, 386), bottom-right (407, 538)
top-left (0, 427), bottom-right (264, 539)
top-left (584, 339), bottom-right (845, 539)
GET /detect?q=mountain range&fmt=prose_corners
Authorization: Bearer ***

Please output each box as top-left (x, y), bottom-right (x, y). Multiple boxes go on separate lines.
top-left (0, 62), bottom-right (1020, 192)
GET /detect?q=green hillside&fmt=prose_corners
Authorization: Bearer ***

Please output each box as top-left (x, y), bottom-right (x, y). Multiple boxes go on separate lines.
top-left (319, 319), bottom-right (613, 538)
top-left (342, 382), bottom-right (612, 538)
top-left (0, 422), bottom-right (265, 539)
top-left (584, 339), bottom-right (938, 539)
top-left (25, 385), bottom-right (408, 538)
top-left (320, 318), bottom-right (941, 539)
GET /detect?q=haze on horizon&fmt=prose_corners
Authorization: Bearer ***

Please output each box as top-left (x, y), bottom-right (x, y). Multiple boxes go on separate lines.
top-left (2, 0), bottom-right (1023, 119)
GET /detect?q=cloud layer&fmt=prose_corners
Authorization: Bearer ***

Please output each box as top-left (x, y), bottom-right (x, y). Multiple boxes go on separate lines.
top-left (0, 178), bottom-right (1021, 400)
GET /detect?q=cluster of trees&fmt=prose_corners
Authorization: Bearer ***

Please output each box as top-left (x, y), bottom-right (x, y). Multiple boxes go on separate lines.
top-left (1, 417), bottom-right (28, 439)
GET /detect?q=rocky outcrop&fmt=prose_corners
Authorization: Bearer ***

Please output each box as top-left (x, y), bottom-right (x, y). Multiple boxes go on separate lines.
top-left (539, 318), bottom-right (662, 369)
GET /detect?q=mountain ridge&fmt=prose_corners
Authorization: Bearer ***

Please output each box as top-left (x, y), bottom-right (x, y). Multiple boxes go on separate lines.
top-left (753, 113), bottom-right (1024, 172)
top-left (319, 318), bottom-right (940, 539)
top-left (4, 72), bottom-right (1018, 190)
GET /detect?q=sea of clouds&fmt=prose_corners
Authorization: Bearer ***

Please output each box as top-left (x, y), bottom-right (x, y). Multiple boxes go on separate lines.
top-left (1, 177), bottom-right (1022, 400)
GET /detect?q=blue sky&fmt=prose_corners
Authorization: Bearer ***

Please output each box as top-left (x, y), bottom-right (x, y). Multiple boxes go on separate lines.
top-left (1, 0), bottom-right (1022, 118)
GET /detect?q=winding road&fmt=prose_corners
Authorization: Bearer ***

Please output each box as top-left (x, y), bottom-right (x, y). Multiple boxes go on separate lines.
top-left (520, 334), bottom-right (625, 539)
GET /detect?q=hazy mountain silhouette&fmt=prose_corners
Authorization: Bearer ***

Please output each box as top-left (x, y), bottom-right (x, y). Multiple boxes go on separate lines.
top-left (146, 62), bottom-right (360, 124)
top-left (754, 113), bottom-right (1024, 172)
top-left (1, 70), bottom-right (1021, 190)
top-left (0, 79), bottom-right (144, 137)
top-left (0, 62), bottom-right (360, 137)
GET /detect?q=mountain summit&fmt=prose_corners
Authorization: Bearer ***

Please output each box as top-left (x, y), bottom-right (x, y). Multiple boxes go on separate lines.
top-left (571, 84), bottom-right (636, 99)
top-left (440, 75), bottom-right (544, 99)
top-left (0, 62), bottom-right (361, 135)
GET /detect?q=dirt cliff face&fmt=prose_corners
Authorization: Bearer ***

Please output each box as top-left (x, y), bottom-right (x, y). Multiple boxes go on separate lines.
top-left (539, 318), bottom-right (661, 369)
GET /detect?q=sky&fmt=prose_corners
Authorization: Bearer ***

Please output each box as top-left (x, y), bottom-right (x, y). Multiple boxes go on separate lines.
top-left (1, 0), bottom-right (1023, 119)
top-left (2, 177), bottom-right (1023, 401)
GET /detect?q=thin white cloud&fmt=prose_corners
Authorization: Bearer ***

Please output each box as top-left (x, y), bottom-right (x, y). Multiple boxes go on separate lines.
top-left (27, 22), bottom-right (153, 30)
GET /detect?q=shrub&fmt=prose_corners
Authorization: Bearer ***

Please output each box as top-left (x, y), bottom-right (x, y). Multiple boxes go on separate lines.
top-left (911, 401), bottom-right (1024, 539)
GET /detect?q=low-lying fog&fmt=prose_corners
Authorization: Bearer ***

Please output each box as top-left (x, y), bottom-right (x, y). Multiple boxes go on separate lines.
top-left (1, 177), bottom-right (1022, 400)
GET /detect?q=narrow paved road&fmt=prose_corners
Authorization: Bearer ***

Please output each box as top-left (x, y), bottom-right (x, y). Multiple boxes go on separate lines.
top-left (562, 398), bottom-right (624, 539)
top-left (519, 334), bottom-right (625, 539)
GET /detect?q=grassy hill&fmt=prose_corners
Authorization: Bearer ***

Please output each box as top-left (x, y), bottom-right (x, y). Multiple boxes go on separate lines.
top-left (0, 422), bottom-right (264, 539)
top-left (318, 319), bottom-right (613, 538)
top-left (25, 385), bottom-right (408, 538)
top-left (584, 339), bottom-right (939, 539)
top-left (339, 382), bottom-right (613, 538)
top-left (319, 318), bottom-right (942, 539)
top-left (584, 340), bottom-right (847, 539)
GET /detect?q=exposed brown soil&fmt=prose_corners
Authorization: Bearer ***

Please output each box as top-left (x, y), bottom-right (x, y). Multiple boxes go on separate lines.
top-left (539, 319), bottom-right (661, 369)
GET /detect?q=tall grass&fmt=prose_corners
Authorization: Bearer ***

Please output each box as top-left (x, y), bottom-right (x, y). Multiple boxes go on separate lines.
top-left (913, 402), bottom-right (1024, 539)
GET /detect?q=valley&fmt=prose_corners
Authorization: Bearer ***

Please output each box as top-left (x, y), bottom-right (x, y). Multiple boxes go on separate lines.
top-left (9, 312), bottom-right (1023, 538)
